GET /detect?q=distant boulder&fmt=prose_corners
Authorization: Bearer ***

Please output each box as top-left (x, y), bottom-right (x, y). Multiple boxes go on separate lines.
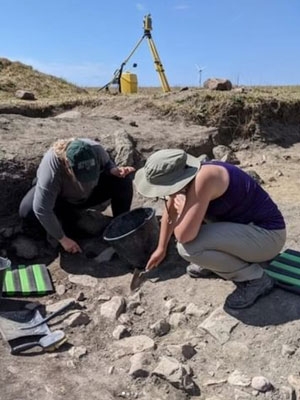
top-left (15, 90), bottom-right (36, 100)
top-left (204, 78), bottom-right (232, 91)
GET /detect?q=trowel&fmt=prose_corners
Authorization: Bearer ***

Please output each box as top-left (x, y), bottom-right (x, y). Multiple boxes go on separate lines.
top-left (130, 269), bottom-right (150, 292)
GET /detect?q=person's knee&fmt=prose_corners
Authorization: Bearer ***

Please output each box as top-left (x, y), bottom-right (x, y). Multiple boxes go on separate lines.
top-left (177, 241), bottom-right (204, 263)
top-left (19, 186), bottom-right (35, 219)
top-left (19, 199), bottom-right (31, 219)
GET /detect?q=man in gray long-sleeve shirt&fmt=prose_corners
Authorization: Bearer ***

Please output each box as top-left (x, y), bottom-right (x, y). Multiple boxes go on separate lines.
top-left (19, 138), bottom-right (135, 253)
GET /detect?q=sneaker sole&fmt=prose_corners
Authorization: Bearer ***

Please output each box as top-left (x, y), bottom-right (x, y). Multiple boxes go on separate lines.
top-left (187, 270), bottom-right (216, 279)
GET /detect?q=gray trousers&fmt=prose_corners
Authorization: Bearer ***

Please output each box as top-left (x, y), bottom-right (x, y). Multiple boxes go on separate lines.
top-left (176, 222), bottom-right (286, 282)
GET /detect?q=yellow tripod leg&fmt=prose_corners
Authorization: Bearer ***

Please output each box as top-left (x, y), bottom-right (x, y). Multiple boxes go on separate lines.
top-left (147, 37), bottom-right (171, 93)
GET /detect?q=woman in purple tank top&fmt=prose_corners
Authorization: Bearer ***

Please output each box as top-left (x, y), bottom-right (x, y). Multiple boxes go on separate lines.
top-left (134, 149), bottom-right (286, 309)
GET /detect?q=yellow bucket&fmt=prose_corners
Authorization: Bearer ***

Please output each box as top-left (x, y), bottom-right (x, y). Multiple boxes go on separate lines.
top-left (120, 72), bottom-right (138, 94)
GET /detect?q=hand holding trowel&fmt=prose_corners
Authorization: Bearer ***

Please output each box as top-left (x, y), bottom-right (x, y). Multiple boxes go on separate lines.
top-left (130, 268), bottom-right (151, 292)
top-left (130, 246), bottom-right (165, 292)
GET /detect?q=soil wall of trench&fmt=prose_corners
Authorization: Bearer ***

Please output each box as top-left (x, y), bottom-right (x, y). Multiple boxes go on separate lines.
top-left (0, 98), bottom-right (300, 226)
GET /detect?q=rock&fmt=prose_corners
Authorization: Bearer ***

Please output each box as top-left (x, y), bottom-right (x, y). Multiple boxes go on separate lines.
top-left (164, 298), bottom-right (177, 313)
top-left (185, 303), bottom-right (210, 318)
top-left (68, 274), bottom-right (98, 288)
top-left (66, 311), bottom-right (91, 327)
top-left (68, 346), bottom-right (87, 359)
top-left (199, 307), bottom-right (239, 344)
top-left (114, 129), bottom-right (135, 166)
top-left (56, 284), bottom-right (66, 296)
top-left (150, 319), bottom-right (171, 337)
top-left (172, 304), bottom-right (186, 313)
top-left (75, 291), bottom-right (86, 301)
top-left (134, 306), bottom-right (145, 315)
top-left (181, 344), bottom-right (197, 360)
top-left (115, 335), bottom-right (155, 354)
top-left (98, 294), bottom-right (111, 302)
top-left (129, 352), bottom-right (154, 378)
top-left (227, 370), bottom-right (251, 387)
top-left (118, 313), bottom-right (132, 326)
top-left (127, 300), bottom-right (141, 311)
top-left (213, 145), bottom-right (238, 164)
top-left (287, 375), bottom-right (300, 398)
top-left (15, 90), bottom-right (35, 100)
top-left (275, 169), bottom-right (284, 177)
top-left (108, 366), bottom-right (114, 375)
top-left (251, 376), bottom-right (272, 392)
top-left (112, 325), bottom-right (130, 340)
top-left (100, 296), bottom-right (126, 320)
top-left (169, 312), bottom-right (186, 328)
top-left (281, 344), bottom-right (297, 356)
top-left (279, 385), bottom-right (296, 400)
top-left (167, 343), bottom-right (197, 361)
top-left (203, 78), bottom-right (232, 91)
top-left (152, 356), bottom-right (199, 395)
top-left (128, 291), bottom-right (142, 303)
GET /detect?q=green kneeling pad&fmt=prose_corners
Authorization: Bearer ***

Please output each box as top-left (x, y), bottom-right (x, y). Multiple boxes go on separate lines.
top-left (2, 264), bottom-right (54, 296)
top-left (266, 249), bottom-right (300, 294)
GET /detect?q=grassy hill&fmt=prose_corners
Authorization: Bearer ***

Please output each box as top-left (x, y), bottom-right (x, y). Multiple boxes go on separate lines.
top-left (0, 57), bottom-right (87, 99)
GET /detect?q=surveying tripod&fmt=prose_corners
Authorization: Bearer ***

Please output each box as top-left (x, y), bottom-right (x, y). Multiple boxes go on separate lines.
top-left (99, 14), bottom-right (171, 93)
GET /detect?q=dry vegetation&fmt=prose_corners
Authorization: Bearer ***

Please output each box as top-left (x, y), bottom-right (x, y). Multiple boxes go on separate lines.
top-left (1, 57), bottom-right (300, 141)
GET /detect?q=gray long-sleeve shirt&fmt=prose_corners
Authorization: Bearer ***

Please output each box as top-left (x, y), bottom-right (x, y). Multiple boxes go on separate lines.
top-left (33, 138), bottom-right (116, 240)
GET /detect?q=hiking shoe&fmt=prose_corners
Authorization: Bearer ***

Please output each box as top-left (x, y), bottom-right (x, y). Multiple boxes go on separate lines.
top-left (186, 263), bottom-right (215, 278)
top-left (225, 272), bottom-right (275, 309)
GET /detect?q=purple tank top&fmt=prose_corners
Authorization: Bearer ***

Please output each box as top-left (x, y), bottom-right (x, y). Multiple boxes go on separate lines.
top-left (203, 161), bottom-right (285, 230)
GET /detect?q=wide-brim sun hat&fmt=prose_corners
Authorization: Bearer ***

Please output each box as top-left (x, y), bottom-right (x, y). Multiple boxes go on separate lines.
top-left (134, 149), bottom-right (201, 198)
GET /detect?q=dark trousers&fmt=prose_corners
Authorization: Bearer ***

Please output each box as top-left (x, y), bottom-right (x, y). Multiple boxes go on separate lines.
top-left (19, 173), bottom-right (133, 237)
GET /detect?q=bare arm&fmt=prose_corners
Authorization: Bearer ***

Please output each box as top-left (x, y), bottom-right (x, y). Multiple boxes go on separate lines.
top-left (173, 165), bottom-right (229, 243)
top-left (145, 197), bottom-right (178, 270)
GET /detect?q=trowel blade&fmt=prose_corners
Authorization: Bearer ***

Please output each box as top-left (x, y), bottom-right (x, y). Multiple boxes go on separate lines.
top-left (130, 269), bottom-right (148, 292)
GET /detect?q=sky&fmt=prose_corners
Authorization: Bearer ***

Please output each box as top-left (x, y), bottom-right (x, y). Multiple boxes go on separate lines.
top-left (1, 0), bottom-right (299, 88)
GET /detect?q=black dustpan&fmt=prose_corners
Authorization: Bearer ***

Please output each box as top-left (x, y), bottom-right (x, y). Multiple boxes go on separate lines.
top-left (11, 330), bottom-right (66, 355)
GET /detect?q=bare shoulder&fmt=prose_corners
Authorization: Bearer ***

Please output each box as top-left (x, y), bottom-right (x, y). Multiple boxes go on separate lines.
top-left (195, 163), bottom-right (230, 198)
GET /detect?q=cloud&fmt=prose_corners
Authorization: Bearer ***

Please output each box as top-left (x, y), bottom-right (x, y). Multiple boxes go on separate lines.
top-left (136, 3), bottom-right (146, 11)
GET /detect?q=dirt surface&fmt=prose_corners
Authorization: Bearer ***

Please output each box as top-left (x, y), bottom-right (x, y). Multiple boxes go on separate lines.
top-left (1, 90), bottom-right (300, 400)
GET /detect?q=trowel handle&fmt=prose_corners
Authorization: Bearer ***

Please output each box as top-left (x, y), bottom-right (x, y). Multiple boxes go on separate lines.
top-left (11, 341), bottom-right (39, 355)
top-left (20, 300), bottom-right (75, 330)
top-left (37, 301), bottom-right (75, 326)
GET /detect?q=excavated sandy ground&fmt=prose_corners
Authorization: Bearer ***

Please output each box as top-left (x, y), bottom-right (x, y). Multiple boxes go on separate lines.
top-left (1, 92), bottom-right (300, 400)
